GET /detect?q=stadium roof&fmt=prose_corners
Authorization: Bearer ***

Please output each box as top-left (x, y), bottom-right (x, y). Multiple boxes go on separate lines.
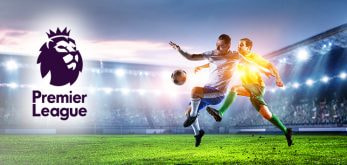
top-left (265, 23), bottom-right (347, 58)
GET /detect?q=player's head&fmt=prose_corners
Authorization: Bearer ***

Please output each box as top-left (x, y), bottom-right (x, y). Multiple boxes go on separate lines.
top-left (238, 38), bottom-right (253, 55)
top-left (216, 34), bottom-right (231, 55)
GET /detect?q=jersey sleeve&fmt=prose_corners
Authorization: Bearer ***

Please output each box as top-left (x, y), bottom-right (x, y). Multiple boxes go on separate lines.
top-left (250, 53), bottom-right (271, 68)
top-left (201, 50), bottom-right (214, 59)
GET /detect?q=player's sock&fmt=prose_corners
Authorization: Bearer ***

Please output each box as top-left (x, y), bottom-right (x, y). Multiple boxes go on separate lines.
top-left (191, 118), bottom-right (200, 135)
top-left (268, 114), bottom-right (288, 134)
top-left (190, 98), bottom-right (201, 117)
top-left (218, 91), bottom-right (237, 116)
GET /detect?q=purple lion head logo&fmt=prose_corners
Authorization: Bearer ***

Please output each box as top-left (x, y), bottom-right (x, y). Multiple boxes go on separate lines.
top-left (37, 28), bottom-right (83, 86)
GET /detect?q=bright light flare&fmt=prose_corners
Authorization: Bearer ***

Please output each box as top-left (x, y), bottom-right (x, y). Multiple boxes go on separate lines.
top-left (5, 60), bottom-right (18, 71)
top-left (339, 72), bottom-right (346, 80)
top-left (292, 82), bottom-right (300, 89)
top-left (297, 49), bottom-right (309, 61)
top-left (115, 68), bottom-right (125, 77)
top-left (306, 79), bottom-right (314, 86)
top-left (321, 76), bottom-right (330, 83)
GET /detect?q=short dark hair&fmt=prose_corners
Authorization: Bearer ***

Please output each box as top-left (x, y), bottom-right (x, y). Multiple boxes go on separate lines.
top-left (218, 34), bottom-right (231, 44)
top-left (240, 38), bottom-right (253, 49)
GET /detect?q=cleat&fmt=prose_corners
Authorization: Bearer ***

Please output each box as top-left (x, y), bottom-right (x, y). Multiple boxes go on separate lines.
top-left (285, 128), bottom-right (293, 146)
top-left (194, 130), bottom-right (205, 147)
top-left (206, 106), bottom-right (222, 122)
top-left (183, 115), bottom-right (197, 127)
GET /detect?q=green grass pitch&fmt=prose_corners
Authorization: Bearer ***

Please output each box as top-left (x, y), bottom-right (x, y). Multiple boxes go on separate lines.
top-left (0, 134), bottom-right (346, 164)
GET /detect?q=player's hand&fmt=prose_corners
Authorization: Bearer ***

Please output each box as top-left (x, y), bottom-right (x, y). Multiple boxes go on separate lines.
top-left (276, 79), bottom-right (284, 87)
top-left (194, 66), bottom-right (202, 73)
top-left (264, 71), bottom-right (275, 79)
top-left (169, 41), bottom-right (181, 51)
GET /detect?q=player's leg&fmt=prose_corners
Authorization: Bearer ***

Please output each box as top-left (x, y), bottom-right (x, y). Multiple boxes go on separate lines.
top-left (190, 86), bottom-right (204, 117)
top-left (248, 84), bottom-right (293, 146)
top-left (184, 86), bottom-right (224, 147)
top-left (183, 86), bottom-right (204, 127)
top-left (247, 85), bottom-right (287, 133)
top-left (184, 103), bottom-right (205, 147)
top-left (184, 106), bottom-right (200, 135)
top-left (192, 118), bottom-right (204, 147)
top-left (192, 90), bottom-right (224, 147)
top-left (258, 105), bottom-right (287, 134)
top-left (219, 85), bottom-right (250, 115)
top-left (258, 105), bottom-right (292, 146)
top-left (206, 85), bottom-right (250, 122)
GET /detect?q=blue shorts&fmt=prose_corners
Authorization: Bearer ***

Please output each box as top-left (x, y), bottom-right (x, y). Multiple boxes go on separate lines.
top-left (190, 86), bottom-right (225, 111)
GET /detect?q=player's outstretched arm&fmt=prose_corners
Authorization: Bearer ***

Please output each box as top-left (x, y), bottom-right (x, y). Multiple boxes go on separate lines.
top-left (258, 68), bottom-right (274, 79)
top-left (194, 63), bottom-right (209, 73)
top-left (249, 53), bottom-right (284, 87)
top-left (268, 63), bottom-right (284, 87)
top-left (169, 41), bottom-right (205, 61)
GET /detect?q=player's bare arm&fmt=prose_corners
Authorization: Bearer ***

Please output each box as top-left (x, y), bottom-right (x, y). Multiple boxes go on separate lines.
top-left (194, 63), bottom-right (209, 73)
top-left (251, 54), bottom-right (284, 87)
top-left (169, 41), bottom-right (205, 61)
top-left (267, 63), bottom-right (284, 87)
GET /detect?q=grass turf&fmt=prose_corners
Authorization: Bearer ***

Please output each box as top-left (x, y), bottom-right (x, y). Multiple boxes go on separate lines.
top-left (0, 134), bottom-right (346, 164)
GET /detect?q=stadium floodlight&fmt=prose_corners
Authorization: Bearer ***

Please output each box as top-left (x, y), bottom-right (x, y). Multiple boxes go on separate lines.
top-left (306, 79), bottom-right (314, 86)
top-left (95, 69), bottom-right (101, 74)
top-left (270, 88), bottom-right (276, 93)
top-left (339, 72), bottom-right (346, 80)
top-left (115, 68), bottom-right (125, 77)
top-left (297, 49), bottom-right (309, 61)
top-left (103, 88), bottom-right (113, 94)
top-left (144, 72), bottom-right (149, 76)
top-left (5, 60), bottom-right (18, 71)
top-left (137, 89), bottom-right (146, 95)
top-left (8, 82), bottom-right (18, 89)
top-left (279, 58), bottom-right (287, 64)
top-left (121, 88), bottom-right (130, 95)
top-left (321, 76), bottom-right (330, 83)
top-left (292, 82), bottom-right (300, 89)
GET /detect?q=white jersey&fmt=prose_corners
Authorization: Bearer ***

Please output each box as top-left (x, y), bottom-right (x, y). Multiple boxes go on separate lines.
top-left (202, 50), bottom-right (240, 93)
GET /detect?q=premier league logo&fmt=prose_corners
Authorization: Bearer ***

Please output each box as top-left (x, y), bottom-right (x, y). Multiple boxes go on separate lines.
top-left (37, 28), bottom-right (83, 86)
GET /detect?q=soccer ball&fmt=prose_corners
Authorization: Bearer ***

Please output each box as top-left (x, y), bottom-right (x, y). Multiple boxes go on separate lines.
top-left (171, 69), bottom-right (187, 85)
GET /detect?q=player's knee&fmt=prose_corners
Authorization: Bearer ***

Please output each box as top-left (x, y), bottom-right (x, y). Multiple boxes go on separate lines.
top-left (262, 113), bottom-right (272, 120)
top-left (259, 106), bottom-right (272, 120)
top-left (230, 86), bottom-right (238, 93)
top-left (191, 87), bottom-right (203, 98)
